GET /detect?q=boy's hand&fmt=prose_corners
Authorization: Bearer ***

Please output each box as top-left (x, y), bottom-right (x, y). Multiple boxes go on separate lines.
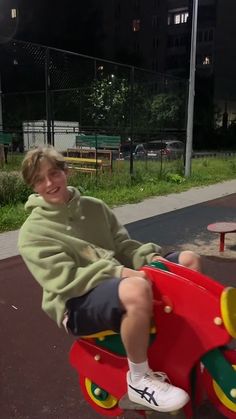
top-left (121, 267), bottom-right (147, 279)
top-left (151, 255), bottom-right (167, 262)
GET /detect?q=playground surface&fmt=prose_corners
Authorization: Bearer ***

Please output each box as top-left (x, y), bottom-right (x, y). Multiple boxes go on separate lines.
top-left (1, 185), bottom-right (236, 418)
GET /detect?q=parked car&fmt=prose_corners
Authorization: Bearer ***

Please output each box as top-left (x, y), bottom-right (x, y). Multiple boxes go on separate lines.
top-left (118, 142), bottom-right (136, 160)
top-left (133, 140), bottom-right (185, 160)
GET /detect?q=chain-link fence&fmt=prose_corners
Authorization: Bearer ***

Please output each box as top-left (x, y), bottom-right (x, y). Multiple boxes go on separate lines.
top-left (0, 39), bottom-right (188, 174)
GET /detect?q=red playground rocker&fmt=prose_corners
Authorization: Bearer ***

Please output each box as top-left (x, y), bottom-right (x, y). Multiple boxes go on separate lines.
top-left (69, 260), bottom-right (236, 418)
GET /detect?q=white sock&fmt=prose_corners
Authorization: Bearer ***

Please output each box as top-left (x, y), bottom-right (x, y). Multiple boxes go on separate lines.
top-left (128, 359), bottom-right (150, 384)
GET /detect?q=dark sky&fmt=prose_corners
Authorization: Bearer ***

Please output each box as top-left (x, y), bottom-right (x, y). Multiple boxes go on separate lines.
top-left (1, 0), bottom-right (105, 56)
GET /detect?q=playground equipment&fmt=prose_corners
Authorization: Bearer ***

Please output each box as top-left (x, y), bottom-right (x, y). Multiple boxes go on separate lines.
top-left (70, 260), bottom-right (236, 418)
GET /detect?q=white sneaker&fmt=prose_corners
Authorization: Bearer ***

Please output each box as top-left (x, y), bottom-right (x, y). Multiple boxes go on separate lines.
top-left (127, 370), bottom-right (190, 412)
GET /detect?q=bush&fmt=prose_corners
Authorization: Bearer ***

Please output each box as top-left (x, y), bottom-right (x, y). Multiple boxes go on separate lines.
top-left (0, 171), bottom-right (31, 205)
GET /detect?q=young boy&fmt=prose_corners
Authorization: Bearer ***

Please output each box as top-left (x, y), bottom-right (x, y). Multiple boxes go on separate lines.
top-left (18, 146), bottom-right (201, 413)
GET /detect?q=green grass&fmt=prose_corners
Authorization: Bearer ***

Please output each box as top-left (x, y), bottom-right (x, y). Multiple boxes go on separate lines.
top-left (0, 156), bottom-right (236, 233)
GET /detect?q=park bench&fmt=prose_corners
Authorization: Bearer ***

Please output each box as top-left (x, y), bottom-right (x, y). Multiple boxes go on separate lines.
top-left (64, 156), bottom-right (107, 174)
top-left (0, 132), bottom-right (13, 146)
top-left (66, 148), bottom-right (112, 173)
top-left (74, 134), bottom-right (121, 172)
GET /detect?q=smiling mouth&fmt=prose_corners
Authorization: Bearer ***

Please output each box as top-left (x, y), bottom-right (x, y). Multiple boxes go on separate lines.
top-left (47, 187), bottom-right (60, 195)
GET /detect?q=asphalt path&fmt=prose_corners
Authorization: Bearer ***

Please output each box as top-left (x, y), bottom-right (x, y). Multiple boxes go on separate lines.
top-left (2, 194), bottom-right (236, 419)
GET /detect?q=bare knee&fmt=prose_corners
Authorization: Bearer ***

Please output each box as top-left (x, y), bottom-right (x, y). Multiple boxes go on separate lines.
top-left (119, 276), bottom-right (153, 313)
top-left (179, 250), bottom-right (201, 272)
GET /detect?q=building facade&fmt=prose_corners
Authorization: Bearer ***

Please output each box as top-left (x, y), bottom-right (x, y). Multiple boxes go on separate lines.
top-left (101, 0), bottom-right (236, 126)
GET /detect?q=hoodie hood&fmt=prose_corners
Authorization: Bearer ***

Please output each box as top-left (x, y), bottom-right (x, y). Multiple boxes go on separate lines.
top-left (25, 186), bottom-right (80, 212)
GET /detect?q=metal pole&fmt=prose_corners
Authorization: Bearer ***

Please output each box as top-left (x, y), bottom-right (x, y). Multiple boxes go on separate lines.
top-left (185, 0), bottom-right (199, 176)
top-left (0, 73), bottom-right (3, 132)
top-left (129, 66), bottom-right (134, 175)
top-left (45, 48), bottom-right (52, 145)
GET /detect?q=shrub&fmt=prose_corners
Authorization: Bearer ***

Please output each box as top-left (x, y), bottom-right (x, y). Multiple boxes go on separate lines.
top-left (165, 173), bottom-right (185, 184)
top-left (0, 171), bottom-right (31, 205)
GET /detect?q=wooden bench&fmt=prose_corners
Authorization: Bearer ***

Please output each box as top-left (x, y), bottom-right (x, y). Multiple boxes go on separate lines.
top-left (207, 222), bottom-right (236, 252)
top-left (64, 157), bottom-right (106, 174)
top-left (66, 148), bottom-right (112, 172)
top-left (75, 134), bottom-right (121, 171)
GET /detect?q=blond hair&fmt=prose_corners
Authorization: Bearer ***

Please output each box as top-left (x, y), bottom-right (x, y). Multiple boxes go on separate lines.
top-left (21, 146), bottom-right (67, 186)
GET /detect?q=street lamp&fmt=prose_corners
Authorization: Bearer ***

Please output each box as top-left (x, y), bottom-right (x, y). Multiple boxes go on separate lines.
top-left (185, 0), bottom-right (199, 176)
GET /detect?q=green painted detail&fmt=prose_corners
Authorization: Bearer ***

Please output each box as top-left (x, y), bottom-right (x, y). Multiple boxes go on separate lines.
top-left (95, 333), bottom-right (156, 356)
top-left (202, 348), bottom-right (236, 403)
top-left (95, 334), bottom-right (126, 356)
top-left (0, 133), bottom-right (12, 144)
top-left (149, 261), bottom-right (170, 271)
top-left (91, 382), bottom-right (109, 401)
top-left (76, 135), bottom-right (121, 149)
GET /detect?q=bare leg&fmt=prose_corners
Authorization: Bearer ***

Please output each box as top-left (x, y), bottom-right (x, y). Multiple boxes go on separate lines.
top-left (118, 276), bottom-right (152, 362)
top-left (119, 275), bottom-right (190, 412)
top-left (179, 250), bottom-right (201, 271)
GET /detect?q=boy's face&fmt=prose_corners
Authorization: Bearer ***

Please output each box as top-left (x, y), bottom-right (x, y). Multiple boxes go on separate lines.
top-left (33, 159), bottom-right (70, 205)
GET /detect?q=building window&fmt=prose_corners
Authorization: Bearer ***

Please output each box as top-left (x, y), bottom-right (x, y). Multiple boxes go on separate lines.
top-left (152, 59), bottom-right (158, 71)
top-left (152, 15), bottom-right (158, 27)
top-left (203, 56), bottom-right (211, 65)
top-left (197, 29), bottom-right (214, 43)
top-left (132, 19), bottom-right (141, 32)
top-left (197, 31), bottom-right (203, 43)
top-left (152, 37), bottom-right (158, 48)
top-left (168, 35), bottom-right (188, 48)
top-left (174, 12), bottom-right (189, 24)
top-left (208, 29), bottom-right (213, 41)
top-left (153, 0), bottom-right (159, 9)
top-left (115, 2), bottom-right (121, 18)
top-left (11, 8), bottom-right (17, 19)
top-left (133, 0), bottom-right (140, 13)
top-left (133, 41), bottom-right (140, 51)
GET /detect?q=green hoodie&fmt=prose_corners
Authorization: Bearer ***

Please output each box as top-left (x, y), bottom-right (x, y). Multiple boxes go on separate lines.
top-left (18, 187), bottom-right (162, 327)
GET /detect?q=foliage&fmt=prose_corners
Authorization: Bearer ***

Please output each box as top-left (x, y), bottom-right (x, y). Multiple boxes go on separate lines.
top-left (165, 173), bottom-right (185, 184)
top-left (150, 93), bottom-right (185, 129)
top-left (87, 76), bottom-right (129, 127)
top-left (1, 156), bottom-right (236, 232)
top-left (0, 171), bottom-right (31, 205)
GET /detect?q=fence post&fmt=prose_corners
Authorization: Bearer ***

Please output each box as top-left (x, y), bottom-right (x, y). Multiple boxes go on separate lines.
top-left (130, 66), bottom-right (134, 175)
top-left (0, 73), bottom-right (3, 132)
top-left (45, 48), bottom-right (52, 145)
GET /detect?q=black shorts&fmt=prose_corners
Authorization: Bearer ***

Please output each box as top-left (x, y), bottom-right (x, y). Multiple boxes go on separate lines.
top-left (66, 252), bottom-right (180, 337)
top-left (66, 278), bottom-right (125, 336)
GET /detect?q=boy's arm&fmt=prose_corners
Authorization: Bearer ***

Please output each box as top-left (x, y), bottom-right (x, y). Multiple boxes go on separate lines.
top-left (19, 238), bottom-right (123, 302)
top-left (104, 204), bottom-right (163, 269)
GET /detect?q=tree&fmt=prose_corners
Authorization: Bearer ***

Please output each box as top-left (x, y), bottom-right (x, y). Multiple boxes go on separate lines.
top-left (150, 93), bottom-right (185, 129)
top-left (86, 76), bottom-right (129, 128)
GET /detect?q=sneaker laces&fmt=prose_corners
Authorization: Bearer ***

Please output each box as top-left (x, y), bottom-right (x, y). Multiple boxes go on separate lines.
top-left (143, 371), bottom-right (171, 392)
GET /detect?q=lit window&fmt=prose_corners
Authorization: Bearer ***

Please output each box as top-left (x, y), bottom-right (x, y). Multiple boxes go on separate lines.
top-left (174, 14), bottom-right (181, 24)
top-left (174, 12), bottom-right (189, 24)
top-left (203, 56), bottom-right (210, 65)
top-left (132, 19), bottom-right (141, 32)
top-left (11, 8), bottom-right (17, 19)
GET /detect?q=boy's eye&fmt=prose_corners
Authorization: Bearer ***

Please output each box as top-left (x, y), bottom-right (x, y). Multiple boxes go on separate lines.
top-left (50, 170), bottom-right (60, 177)
top-left (34, 176), bottom-right (43, 184)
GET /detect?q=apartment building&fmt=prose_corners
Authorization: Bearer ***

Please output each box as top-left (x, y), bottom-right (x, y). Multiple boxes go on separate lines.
top-left (101, 0), bottom-right (236, 125)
